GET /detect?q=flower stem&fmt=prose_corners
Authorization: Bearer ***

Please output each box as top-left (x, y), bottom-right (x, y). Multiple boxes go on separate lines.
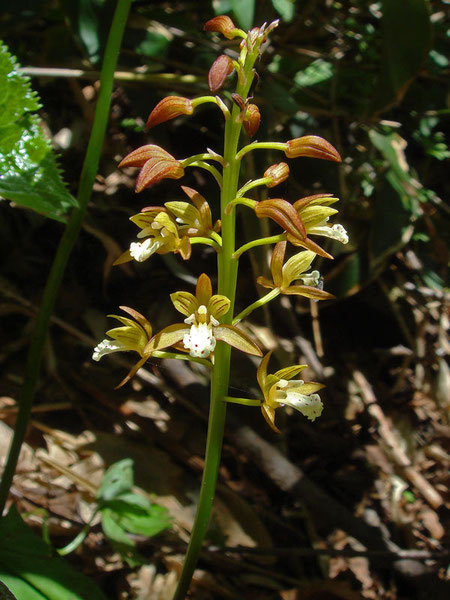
top-left (0, 0), bottom-right (132, 516)
top-left (172, 41), bottom-right (261, 600)
top-left (189, 237), bottom-right (222, 251)
top-left (236, 141), bottom-right (287, 161)
top-left (233, 234), bottom-right (286, 259)
top-left (223, 396), bottom-right (262, 407)
top-left (233, 288), bottom-right (281, 324)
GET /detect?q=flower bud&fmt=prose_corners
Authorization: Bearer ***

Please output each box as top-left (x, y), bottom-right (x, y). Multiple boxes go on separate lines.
top-left (208, 55), bottom-right (234, 93)
top-left (147, 96), bottom-right (194, 128)
top-left (243, 104), bottom-right (260, 137)
top-left (264, 162), bottom-right (289, 187)
top-left (285, 135), bottom-right (342, 162)
top-left (119, 145), bottom-right (184, 192)
top-left (204, 15), bottom-right (240, 39)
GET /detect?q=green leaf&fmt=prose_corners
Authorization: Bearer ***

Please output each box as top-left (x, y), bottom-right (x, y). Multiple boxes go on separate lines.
top-left (374, 0), bottom-right (432, 108)
top-left (61, 0), bottom-right (114, 65)
top-left (230, 0), bottom-right (255, 31)
top-left (106, 495), bottom-right (171, 537)
top-left (294, 59), bottom-right (334, 88)
top-left (0, 506), bottom-right (107, 600)
top-left (0, 573), bottom-right (43, 600)
top-left (98, 461), bottom-right (171, 566)
top-left (369, 129), bottom-right (421, 215)
top-left (97, 458), bottom-right (133, 502)
top-left (369, 177), bottom-right (415, 266)
top-left (100, 508), bottom-right (144, 567)
top-left (272, 0), bottom-right (295, 22)
top-left (0, 43), bottom-right (77, 222)
top-left (0, 578), bottom-right (20, 600)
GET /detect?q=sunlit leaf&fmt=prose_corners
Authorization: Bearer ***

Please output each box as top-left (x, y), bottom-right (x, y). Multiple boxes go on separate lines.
top-left (230, 0), bottom-right (255, 31)
top-left (0, 43), bottom-right (77, 222)
top-left (272, 0), bottom-right (295, 22)
top-left (0, 506), bottom-right (107, 600)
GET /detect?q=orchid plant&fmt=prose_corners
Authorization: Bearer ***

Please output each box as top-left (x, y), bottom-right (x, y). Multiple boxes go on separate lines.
top-left (93, 15), bottom-right (348, 599)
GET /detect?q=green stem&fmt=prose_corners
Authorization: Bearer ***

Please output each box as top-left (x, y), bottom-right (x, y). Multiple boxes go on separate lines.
top-left (172, 42), bottom-right (261, 600)
top-left (224, 196), bottom-right (257, 215)
top-left (209, 231), bottom-right (222, 245)
top-left (237, 177), bottom-right (271, 197)
top-left (183, 161), bottom-right (223, 188)
top-left (181, 152), bottom-right (225, 166)
top-left (223, 396), bottom-right (262, 407)
top-left (189, 237), bottom-right (221, 251)
top-left (233, 234), bottom-right (286, 259)
top-left (0, 0), bottom-right (132, 516)
top-left (236, 141), bottom-right (287, 161)
top-left (233, 288), bottom-right (281, 324)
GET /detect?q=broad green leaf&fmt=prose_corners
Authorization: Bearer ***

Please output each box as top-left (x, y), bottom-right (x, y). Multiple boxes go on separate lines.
top-left (100, 508), bottom-right (144, 567)
top-left (0, 43), bottom-right (77, 222)
top-left (61, 0), bottom-right (114, 65)
top-left (294, 59), bottom-right (333, 88)
top-left (0, 578), bottom-right (20, 600)
top-left (373, 0), bottom-right (432, 108)
top-left (0, 506), bottom-right (107, 600)
top-left (230, 0), bottom-right (255, 31)
top-left (107, 494), bottom-right (171, 537)
top-left (97, 458), bottom-right (133, 502)
top-left (98, 461), bottom-right (171, 566)
top-left (369, 177), bottom-right (415, 266)
top-left (369, 129), bottom-right (421, 215)
top-left (369, 129), bottom-right (421, 264)
top-left (0, 573), bottom-right (42, 600)
top-left (272, 0), bottom-right (295, 22)
top-left (134, 31), bottom-right (171, 58)
top-left (213, 0), bottom-right (232, 15)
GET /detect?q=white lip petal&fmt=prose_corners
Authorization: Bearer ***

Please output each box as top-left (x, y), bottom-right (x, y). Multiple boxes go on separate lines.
top-left (308, 222), bottom-right (349, 244)
top-left (183, 322), bottom-right (216, 358)
top-left (129, 239), bottom-right (160, 262)
top-left (93, 339), bottom-right (127, 361)
top-left (282, 391), bottom-right (323, 421)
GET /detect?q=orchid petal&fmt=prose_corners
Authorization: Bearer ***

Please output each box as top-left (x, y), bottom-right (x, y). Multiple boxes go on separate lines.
top-left (214, 324), bottom-right (262, 356)
top-left (273, 365), bottom-right (308, 381)
top-left (170, 292), bottom-right (199, 317)
top-left (282, 250), bottom-right (316, 288)
top-left (207, 295), bottom-right (230, 319)
top-left (196, 273), bottom-right (213, 306)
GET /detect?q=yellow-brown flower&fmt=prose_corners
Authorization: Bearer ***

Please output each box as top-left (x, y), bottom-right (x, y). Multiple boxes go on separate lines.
top-left (147, 274), bottom-right (262, 359)
top-left (257, 241), bottom-right (334, 300)
top-left (254, 198), bottom-right (333, 258)
top-left (257, 352), bottom-right (325, 432)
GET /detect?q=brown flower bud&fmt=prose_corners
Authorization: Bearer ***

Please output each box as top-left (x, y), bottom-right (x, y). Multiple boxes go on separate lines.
top-left (231, 93), bottom-right (245, 110)
top-left (285, 135), bottom-right (342, 162)
top-left (119, 145), bottom-right (184, 193)
top-left (243, 104), bottom-right (260, 137)
top-left (204, 15), bottom-right (239, 39)
top-left (264, 162), bottom-right (289, 187)
top-left (147, 96), bottom-right (194, 128)
top-left (208, 54), bottom-right (234, 93)
top-left (255, 198), bottom-right (306, 240)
